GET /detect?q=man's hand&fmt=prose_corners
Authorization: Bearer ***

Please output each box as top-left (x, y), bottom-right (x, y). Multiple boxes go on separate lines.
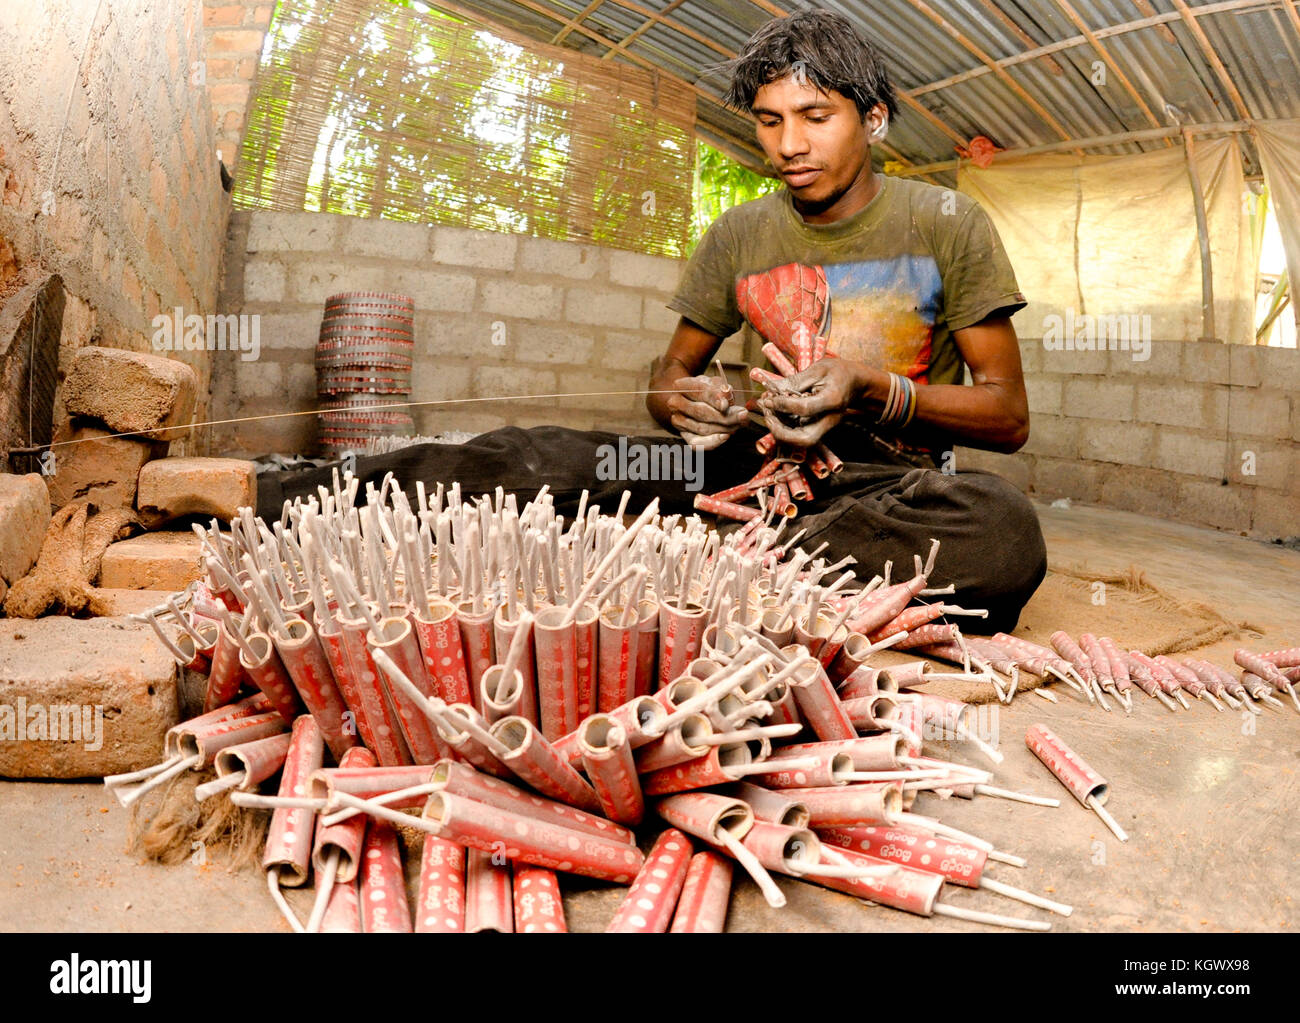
top-left (665, 374), bottom-right (748, 450)
top-left (757, 357), bottom-right (871, 447)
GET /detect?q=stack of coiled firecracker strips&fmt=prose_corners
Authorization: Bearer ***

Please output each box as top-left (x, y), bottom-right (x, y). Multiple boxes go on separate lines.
top-left (108, 475), bottom-right (1297, 932)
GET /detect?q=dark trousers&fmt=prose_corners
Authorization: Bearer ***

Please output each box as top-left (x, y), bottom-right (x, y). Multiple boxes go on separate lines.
top-left (257, 425), bottom-right (1047, 632)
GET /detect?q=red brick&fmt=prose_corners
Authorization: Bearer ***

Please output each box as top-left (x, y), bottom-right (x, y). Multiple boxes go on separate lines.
top-left (125, 193), bottom-right (147, 241)
top-left (209, 82), bottom-right (249, 106)
top-left (182, 112), bottom-right (198, 166)
top-left (44, 424), bottom-right (161, 511)
top-left (145, 221), bottom-right (167, 271)
top-left (203, 4), bottom-right (245, 27)
top-left (62, 347), bottom-right (199, 442)
top-left (122, 262), bottom-right (143, 309)
top-left (100, 532), bottom-right (202, 591)
top-left (149, 159), bottom-right (167, 210)
top-left (237, 57), bottom-right (258, 79)
top-left (251, 4), bottom-right (273, 28)
top-left (137, 457), bottom-right (257, 525)
top-left (204, 57), bottom-right (236, 78)
top-left (208, 28), bottom-right (264, 51)
top-left (0, 617), bottom-right (180, 778)
top-left (0, 474), bottom-right (49, 587)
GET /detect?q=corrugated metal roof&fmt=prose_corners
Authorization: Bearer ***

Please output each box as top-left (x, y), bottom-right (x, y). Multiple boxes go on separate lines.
top-left (420, 0), bottom-right (1300, 181)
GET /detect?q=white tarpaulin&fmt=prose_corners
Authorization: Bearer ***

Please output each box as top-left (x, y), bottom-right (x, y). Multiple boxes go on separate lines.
top-left (958, 136), bottom-right (1253, 344)
top-left (1254, 119), bottom-right (1300, 336)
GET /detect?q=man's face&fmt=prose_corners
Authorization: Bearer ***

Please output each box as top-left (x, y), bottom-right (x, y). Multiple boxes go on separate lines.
top-left (751, 74), bottom-right (874, 207)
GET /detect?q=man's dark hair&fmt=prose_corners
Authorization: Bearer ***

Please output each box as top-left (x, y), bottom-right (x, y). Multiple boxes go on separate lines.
top-left (721, 10), bottom-right (898, 122)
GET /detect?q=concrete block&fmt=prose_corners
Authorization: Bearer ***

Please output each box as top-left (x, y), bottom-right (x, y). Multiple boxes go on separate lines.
top-left (479, 280), bottom-right (563, 320)
top-left (242, 256), bottom-right (286, 302)
top-left (98, 532), bottom-right (203, 591)
top-left (1098, 466), bottom-right (1181, 519)
top-left (1176, 478), bottom-right (1253, 533)
top-left (951, 447), bottom-right (1030, 492)
top-left (249, 312), bottom-right (320, 353)
top-left (600, 332), bottom-right (660, 372)
top-left (239, 361), bottom-right (283, 401)
top-left (1040, 346), bottom-right (1108, 375)
top-left (1151, 429), bottom-right (1228, 478)
top-left (1078, 421), bottom-right (1153, 466)
top-left (387, 267), bottom-right (477, 313)
top-left (62, 346), bottom-right (198, 442)
top-left (1024, 376), bottom-right (1062, 416)
top-left (642, 299), bottom-right (680, 334)
top-left (0, 474), bottom-right (49, 588)
top-left (136, 457), bottom-right (257, 525)
top-left (1228, 442), bottom-right (1292, 490)
top-left (291, 261), bottom-right (387, 305)
top-left (1061, 378), bottom-right (1134, 421)
top-left (1251, 491), bottom-right (1300, 542)
top-left (555, 370), bottom-right (645, 412)
top-left (1256, 346), bottom-right (1300, 393)
top-left (1182, 341), bottom-right (1230, 384)
top-left (45, 425), bottom-right (162, 511)
top-left (608, 250), bottom-right (683, 292)
top-left (564, 287), bottom-right (642, 329)
top-left (1228, 345), bottom-right (1261, 388)
top-left (432, 226), bottom-right (518, 271)
top-left (1107, 338), bottom-right (1180, 377)
top-left (1017, 339), bottom-right (1042, 374)
top-left (0, 616), bottom-right (178, 777)
top-left (1135, 382), bottom-right (1214, 429)
top-left (1228, 388), bottom-right (1291, 439)
top-left (246, 211), bottom-right (341, 253)
top-left (410, 359), bottom-right (472, 403)
top-left (472, 366), bottom-right (556, 400)
top-left (518, 237), bottom-right (604, 279)
top-left (1029, 457), bottom-right (1104, 502)
top-left (345, 217), bottom-right (434, 257)
top-left (507, 325), bottom-right (596, 366)
top-left (1021, 416), bottom-right (1078, 459)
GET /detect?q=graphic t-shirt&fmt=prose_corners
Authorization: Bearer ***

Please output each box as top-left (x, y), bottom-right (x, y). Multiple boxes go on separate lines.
top-left (668, 175), bottom-right (1026, 463)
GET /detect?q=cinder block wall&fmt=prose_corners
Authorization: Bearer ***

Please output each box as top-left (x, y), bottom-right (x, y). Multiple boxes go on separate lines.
top-left (216, 211), bottom-right (1298, 543)
top-left (212, 210), bottom-right (750, 456)
top-left (957, 339), bottom-right (1300, 542)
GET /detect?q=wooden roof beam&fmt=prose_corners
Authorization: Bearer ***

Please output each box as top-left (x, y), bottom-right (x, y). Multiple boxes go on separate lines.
top-left (1050, 0), bottom-right (1165, 135)
top-left (1167, 0), bottom-right (1252, 122)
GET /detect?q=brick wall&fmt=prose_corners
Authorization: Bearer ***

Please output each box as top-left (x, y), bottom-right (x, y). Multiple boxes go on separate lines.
top-left (212, 210), bottom-right (750, 455)
top-left (0, 1), bottom-right (260, 455)
top-left (957, 339), bottom-right (1300, 543)
top-left (201, 1), bottom-right (273, 167)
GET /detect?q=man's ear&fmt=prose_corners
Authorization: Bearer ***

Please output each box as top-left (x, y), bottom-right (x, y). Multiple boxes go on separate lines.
top-left (865, 102), bottom-right (889, 144)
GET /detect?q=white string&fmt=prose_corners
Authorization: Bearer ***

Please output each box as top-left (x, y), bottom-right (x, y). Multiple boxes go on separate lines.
top-left (38, 389), bottom-right (746, 451)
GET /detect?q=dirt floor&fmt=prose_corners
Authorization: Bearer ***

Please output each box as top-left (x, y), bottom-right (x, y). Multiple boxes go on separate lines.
top-left (1, 500), bottom-right (1297, 932)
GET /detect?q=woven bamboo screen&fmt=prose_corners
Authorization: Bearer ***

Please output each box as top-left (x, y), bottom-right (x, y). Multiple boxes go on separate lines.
top-left (234, 0), bottom-right (696, 258)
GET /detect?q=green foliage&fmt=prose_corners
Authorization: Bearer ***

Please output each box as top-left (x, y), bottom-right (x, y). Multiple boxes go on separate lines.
top-left (691, 142), bottom-right (781, 251)
top-left (236, 0), bottom-right (691, 256)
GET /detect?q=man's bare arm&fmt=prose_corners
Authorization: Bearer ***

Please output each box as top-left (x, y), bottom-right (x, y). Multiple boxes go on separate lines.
top-left (757, 314), bottom-right (1030, 453)
top-left (646, 317), bottom-right (748, 446)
